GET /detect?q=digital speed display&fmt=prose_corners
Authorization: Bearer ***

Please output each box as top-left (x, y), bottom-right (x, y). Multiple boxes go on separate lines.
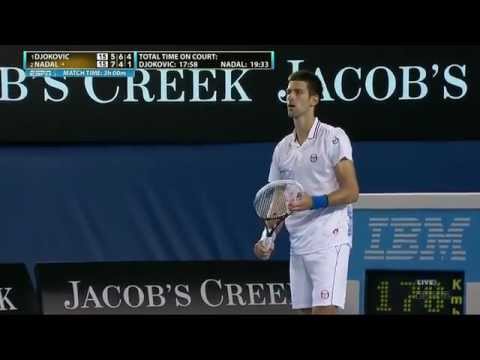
top-left (365, 270), bottom-right (464, 315)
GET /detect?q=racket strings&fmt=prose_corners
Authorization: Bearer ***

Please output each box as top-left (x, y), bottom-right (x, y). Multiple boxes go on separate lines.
top-left (254, 185), bottom-right (289, 220)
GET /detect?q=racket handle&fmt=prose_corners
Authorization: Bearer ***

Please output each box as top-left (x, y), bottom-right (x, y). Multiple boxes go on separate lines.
top-left (258, 228), bottom-right (276, 260)
top-left (259, 237), bottom-right (273, 260)
top-left (262, 236), bottom-right (273, 248)
top-left (261, 228), bottom-right (277, 244)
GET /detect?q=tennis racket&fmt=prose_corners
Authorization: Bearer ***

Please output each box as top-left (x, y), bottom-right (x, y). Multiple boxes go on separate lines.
top-left (253, 179), bottom-right (304, 245)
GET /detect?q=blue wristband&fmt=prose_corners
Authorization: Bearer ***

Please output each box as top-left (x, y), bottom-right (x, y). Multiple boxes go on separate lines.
top-left (311, 195), bottom-right (328, 209)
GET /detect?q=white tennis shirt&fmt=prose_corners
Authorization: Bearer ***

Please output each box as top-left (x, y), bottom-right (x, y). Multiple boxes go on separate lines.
top-left (268, 118), bottom-right (354, 254)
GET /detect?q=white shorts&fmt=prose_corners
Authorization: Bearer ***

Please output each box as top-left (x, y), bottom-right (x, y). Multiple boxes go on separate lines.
top-left (289, 244), bottom-right (350, 309)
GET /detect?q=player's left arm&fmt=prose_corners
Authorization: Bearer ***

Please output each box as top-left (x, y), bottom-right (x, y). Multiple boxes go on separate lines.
top-left (327, 158), bottom-right (359, 206)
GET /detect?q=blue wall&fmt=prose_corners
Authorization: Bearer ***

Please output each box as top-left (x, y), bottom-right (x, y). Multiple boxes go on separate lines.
top-left (0, 141), bottom-right (478, 278)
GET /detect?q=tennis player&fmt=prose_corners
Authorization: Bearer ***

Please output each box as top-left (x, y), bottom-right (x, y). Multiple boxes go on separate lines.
top-left (254, 70), bottom-right (360, 315)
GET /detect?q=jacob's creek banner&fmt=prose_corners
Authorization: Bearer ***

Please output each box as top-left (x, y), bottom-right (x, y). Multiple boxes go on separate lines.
top-left (35, 261), bottom-right (293, 314)
top-left (0, 45), bottom-right (478, 143)
top-left (0, 264), bottom-right (38, 314)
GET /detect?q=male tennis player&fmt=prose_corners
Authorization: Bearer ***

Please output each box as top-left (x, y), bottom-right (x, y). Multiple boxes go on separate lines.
top-left (254, 70), bottom-right (359, 315)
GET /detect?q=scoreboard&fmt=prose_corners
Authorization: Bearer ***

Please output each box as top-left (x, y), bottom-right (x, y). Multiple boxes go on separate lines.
top-left (23, 51), bottom-right (274, 77)
top-left (365, 270), bottom-right (465, 315)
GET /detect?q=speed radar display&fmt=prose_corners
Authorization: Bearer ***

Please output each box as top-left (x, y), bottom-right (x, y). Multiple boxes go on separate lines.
top-left (365, 270), bottom-right (464, 315)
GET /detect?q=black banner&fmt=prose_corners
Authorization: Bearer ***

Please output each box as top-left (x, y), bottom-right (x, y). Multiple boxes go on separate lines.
top-left (0, 263), bottom-right (38, 314)
top-left (0, 45), bottom-right (478, 143)
top-left (36, 261), bottom-right (293, 314)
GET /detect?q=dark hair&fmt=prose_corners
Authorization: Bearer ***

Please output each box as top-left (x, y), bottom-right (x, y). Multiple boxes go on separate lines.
top-left (288, 70), bottom-right (323, 98)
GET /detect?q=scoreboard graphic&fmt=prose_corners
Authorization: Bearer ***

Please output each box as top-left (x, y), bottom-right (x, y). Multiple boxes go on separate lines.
top-left (23, 51), bottom-right (275, 77)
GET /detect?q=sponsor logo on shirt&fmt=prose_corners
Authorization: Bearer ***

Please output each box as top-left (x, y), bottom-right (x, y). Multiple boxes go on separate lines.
top-left (321, 290), bottom-right (330, 299)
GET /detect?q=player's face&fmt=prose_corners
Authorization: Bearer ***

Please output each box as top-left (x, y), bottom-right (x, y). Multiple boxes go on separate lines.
top-left (286, 81), bottom-right (318, 118)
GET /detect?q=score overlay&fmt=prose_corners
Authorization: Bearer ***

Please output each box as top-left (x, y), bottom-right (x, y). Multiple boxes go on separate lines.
top-left (23, 51), bottom-right (274, 77)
